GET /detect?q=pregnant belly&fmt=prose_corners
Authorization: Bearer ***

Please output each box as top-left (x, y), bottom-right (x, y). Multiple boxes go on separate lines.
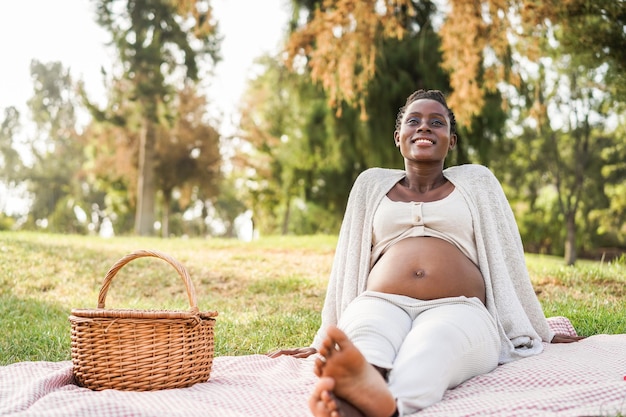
top-left (366, 237), bottom-right (486, 304)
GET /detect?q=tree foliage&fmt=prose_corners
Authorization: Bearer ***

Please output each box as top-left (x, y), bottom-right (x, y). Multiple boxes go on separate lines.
top-left (524, 0), bottom-right (626, 99)
top-left (0, 106), bottom-right (24, 221)
top-left (81, 76), bottom-right (223, 236)
top-left (92, 0), bottom-right (220, 235)
top-left (154, 84), bottom-right (221, 237)
top-left (237, 54), bottom-right (322, 234)
top-left (22, 60), bottom-right (89, 233)
top-left (0, 107), bottom-right (22, 184)
top-left (493, 46), bottom-right (624, 263)
top-left (286, 0), bottom-right (626, 126)
top-left (285, 0), bottom-right (515, 125)
top-left (80, 76), bottom-right (141, 234)
top-left (285, 0), bottom-right (413, 118)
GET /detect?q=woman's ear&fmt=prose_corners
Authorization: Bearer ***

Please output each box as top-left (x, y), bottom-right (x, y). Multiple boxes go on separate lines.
top-left (394, 131), bottom-right (400, 147)
top-left (449, 133), bottom-right (457, 150)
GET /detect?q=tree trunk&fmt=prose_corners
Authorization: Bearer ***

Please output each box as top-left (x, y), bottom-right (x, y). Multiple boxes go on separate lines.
top-left (134, 119), bottom-right (156, 236)
top-left (161, 199), bottom-right (169, 238)
top-left (564, 212), bottom-right (577, 265)
top-left (282, 199), bottom-right (291, 235)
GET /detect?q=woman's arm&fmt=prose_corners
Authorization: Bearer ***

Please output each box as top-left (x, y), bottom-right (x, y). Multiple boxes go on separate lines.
top-left (551, 334), bottom-right (585, 343)
top-left (267, 347), bottom-right (317, 358)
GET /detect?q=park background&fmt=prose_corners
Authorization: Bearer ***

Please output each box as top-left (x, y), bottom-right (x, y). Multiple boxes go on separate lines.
top-left (0, 0), bottom-right (624, 267)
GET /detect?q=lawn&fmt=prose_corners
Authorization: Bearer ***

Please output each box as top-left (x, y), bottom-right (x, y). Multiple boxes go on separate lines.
top-left (1, 231), bottom-right (624, 365)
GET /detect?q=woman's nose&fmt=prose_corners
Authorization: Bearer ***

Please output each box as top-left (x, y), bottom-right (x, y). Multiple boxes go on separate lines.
top-left (416, 122), bottom-right (430, 131)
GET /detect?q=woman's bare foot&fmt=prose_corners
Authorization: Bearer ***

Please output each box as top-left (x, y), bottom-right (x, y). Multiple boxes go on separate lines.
top-left (309, 325), bottom-right (397, 417)
top-left (309, 376), bottom-right (368, 417)
top-left (309, 377), bottom-right (341, 417)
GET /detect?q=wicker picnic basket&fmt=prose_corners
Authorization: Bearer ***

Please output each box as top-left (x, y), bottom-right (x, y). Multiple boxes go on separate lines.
top-left (69, 249), bottom-right (218, 391)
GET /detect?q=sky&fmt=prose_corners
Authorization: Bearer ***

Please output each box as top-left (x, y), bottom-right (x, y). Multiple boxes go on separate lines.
top-left (0, 0), bottom-right (290, 214)
top-left (0, 0), bottom-right (290, 130)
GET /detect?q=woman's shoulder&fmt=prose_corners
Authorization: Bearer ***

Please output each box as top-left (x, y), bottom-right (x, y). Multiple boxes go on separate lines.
top-left (349, 168), bottom-right (404, 197)
top-left (355, 167), bottom-right (404, 183)
top-left (444, 164), bottom-right (499, 184)
top-left (445, 163), bottom-right (492, 176)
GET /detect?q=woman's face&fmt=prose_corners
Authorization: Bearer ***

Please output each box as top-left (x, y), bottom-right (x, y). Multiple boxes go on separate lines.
top-left (394, 99), bottom-right (457, 163)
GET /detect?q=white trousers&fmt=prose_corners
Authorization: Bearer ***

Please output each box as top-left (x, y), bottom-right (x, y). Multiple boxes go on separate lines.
top-left (337, 291), bottom-right (500, 416)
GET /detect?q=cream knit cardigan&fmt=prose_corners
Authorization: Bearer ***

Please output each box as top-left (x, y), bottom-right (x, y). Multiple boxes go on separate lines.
top-left (312, 164), bottom-right (554, 364)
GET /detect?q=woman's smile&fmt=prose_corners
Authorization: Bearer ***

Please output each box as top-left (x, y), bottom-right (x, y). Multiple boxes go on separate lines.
top-left (411, 137), bottom-right (435, 146)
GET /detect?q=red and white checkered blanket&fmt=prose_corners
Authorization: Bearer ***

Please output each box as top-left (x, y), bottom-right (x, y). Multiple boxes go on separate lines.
top-left (1, 317), bottom-right (625, 417)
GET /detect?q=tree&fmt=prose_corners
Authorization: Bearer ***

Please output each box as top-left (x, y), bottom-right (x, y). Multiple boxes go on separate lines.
top-left (23, 60), bottom-right (88, 233)
top-left (0, 106), bottom-right (24, 218)
top-left (286, 0), bottom-right (412, 119)
top-left (82, 76), bottom-right (223, 237)
top-left (80, 77), bottom-right (141, 235)
top-left (93, 0), bottom-right (220, 235)
top-left (285, 0), bottom-right (626, 127)
top-left (523, 0), bottom-right (626, 100)
top-left (285, 0), bottom-right (518, 126)
top-left (154, 84), bottom-right (221, 237)
top-left (0, 106), bottom-right (23, 185)
top-left (494, 51), bottom-right (620, 264)
top-left (237, 54), bottom-right (311, 234)
top-left (590, 120), bottom-right (626, 251)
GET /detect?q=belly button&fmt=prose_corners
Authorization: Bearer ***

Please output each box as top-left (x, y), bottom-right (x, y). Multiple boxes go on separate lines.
top-left (414, 269), bottom-right (426, 279)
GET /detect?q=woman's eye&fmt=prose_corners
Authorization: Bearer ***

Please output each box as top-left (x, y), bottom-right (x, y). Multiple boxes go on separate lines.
top-left (431, 119), bottom-right (444, 126)
top-left (406, 118), bottom-right (420, 125)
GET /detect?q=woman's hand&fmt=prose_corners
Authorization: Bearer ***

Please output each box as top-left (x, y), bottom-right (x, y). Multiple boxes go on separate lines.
top-left (551, 333), bottom-right (586, 343)
top-left (267, 347), bottom-right (317, 359)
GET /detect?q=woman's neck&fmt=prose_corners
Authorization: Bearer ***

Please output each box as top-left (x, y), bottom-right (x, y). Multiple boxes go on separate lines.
top-left (402, 165), bottom-right (447, 194)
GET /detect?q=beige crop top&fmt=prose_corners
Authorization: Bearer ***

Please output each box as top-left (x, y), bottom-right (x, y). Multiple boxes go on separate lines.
top-left (371, 188), bottom-right (478, 267)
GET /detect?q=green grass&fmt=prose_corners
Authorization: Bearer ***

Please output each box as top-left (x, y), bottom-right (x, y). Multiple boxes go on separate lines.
top-left (0, 231), bottom-right (624, 365)
top-left (526, 254), bottom-right (626, 336)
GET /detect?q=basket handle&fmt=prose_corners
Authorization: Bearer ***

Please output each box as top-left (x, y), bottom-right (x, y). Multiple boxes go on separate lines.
top-left (98, 250), bottom-right (199, 312)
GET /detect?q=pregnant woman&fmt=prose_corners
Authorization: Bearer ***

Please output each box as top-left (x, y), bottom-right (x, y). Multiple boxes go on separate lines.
top-left (270, 89), bottom-right (582, 417)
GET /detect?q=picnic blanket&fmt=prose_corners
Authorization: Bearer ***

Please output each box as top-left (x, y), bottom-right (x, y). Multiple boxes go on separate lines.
top-left (1, 317), bottom-right (625, 417)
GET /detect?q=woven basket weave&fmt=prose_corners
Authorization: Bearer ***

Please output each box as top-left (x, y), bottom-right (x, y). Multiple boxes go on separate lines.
top-left (69, 249), bottom-right (218, 391)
